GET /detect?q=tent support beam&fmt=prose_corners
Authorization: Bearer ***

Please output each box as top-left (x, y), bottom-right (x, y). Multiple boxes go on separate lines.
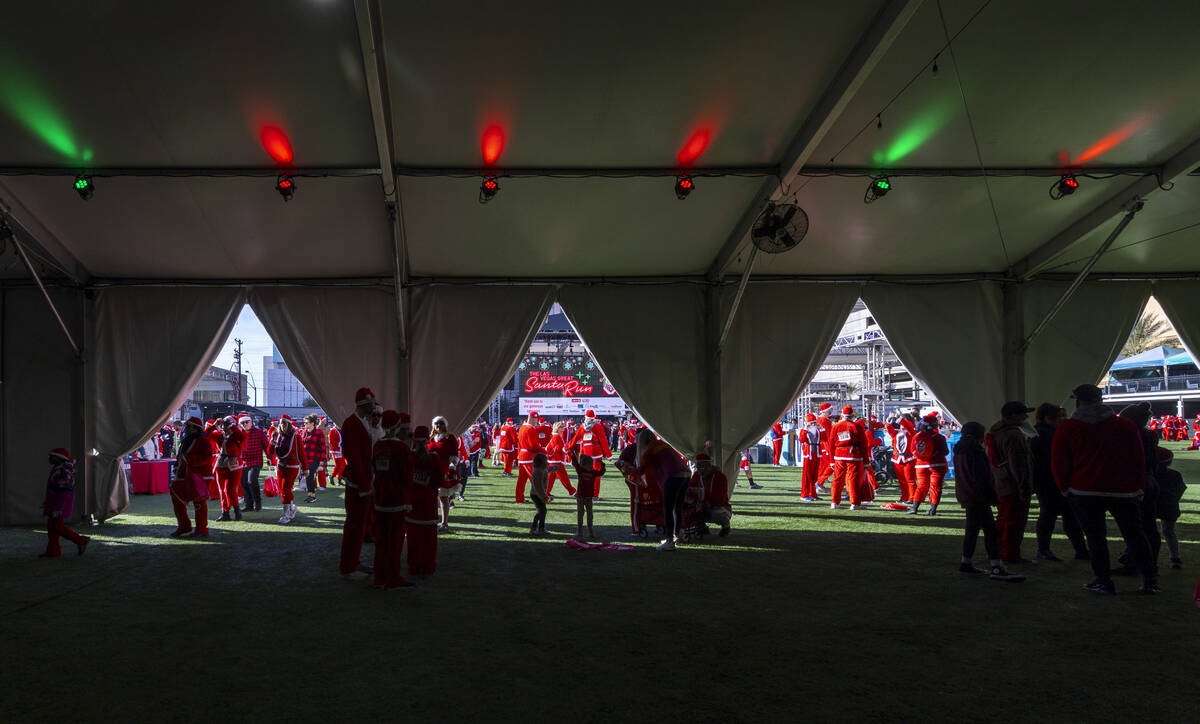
top-left (717, 247), bottom-right (758, 351)
top-left (11, 236), bottom-right (82, 359)
top-left (0, 185), bottom-right (92, 285)
top-left (1019, 205), bottom-right (1142, 353)
top-left (706, 0), bottom-right (924, 281)
top-left (1011, 135), bottom-right (1200, 279)
top-left (355, 0), bottom-right (409, 360)
top-left (705, 285), bottom-right (723, 468)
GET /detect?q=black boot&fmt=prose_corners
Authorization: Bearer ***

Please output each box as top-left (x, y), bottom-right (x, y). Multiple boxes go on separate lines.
top-left (906, 502), bottom-right (921, 515)
top-left (217, 510), bottom-right (231, 522)
top-left (234, 506), bottom-right (243, 521)
top-left (925, 503), bottom-right (938, 516)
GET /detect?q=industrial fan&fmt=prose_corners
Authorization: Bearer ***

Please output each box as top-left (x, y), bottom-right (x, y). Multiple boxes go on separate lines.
top-left (750, 201), bottom-right (809, 253)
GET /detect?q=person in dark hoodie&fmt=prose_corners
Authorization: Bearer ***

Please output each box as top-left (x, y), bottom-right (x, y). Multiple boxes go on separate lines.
top-left (953, 422), bottom-right (1024, 582)
top-left (987, 402), bottom-right (1035, 564)
top-left (1152, 447), bottom-right (1186, 569)
top-left (1052, 384), bottom-right (1157, 595)
top-left (1115, 402), bottom-right (1163, 575)
top-left (1030, 403), bottom-right (1088, 561)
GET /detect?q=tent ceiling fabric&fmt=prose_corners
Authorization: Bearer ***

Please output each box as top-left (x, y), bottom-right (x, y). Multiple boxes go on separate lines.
top-left (0, 1), bottom-right (1198, 282)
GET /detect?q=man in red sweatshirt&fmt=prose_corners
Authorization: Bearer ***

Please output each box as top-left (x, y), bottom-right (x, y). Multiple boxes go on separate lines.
top-left (1052, 384), bottom-right (1157, 595)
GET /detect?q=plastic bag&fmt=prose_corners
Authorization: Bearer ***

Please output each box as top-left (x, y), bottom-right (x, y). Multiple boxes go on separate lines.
top-left (263, 476), bottom-right (280, 497)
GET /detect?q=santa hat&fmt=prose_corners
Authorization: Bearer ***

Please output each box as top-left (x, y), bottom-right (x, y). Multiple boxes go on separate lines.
top-left (922, 413), bottom-right (939, 425)
top-left (818, 402), bottom-right (832, 412)
top-left (842, 405), bottom-right (854, 417)
top-left (694, 453), bottom-right (712, 462)
top-left (186, 416), bottom-right (203, 428)
top-left (413, 425), bottom-right (430, 440)
top-left (49, 448), bottom-right (72, 463)
top-left (399, 412), bottom-right (412, 426)
top-left (381, 410), bottom-right (401, 429)
top-left (505, 418), bottom-right (513, 424)
top-left (805, 413), bottom-right (816, 422)
top-left (432, 415), bottom-right (448, 427)
top-left (371, 403), bottom-right (384, 415)
top-left (528, 411), bottom-right (540, 421)
top-left (237, 415), bottom-right (251, 424)
top-left (355, 387), bottom-right (376, 406)
top-left (584, 409), bottom-right (596, 418)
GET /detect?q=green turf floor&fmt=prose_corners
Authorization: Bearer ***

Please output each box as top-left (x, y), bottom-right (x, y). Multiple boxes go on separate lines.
top-left (3, 445), bottom-right (1199, 722)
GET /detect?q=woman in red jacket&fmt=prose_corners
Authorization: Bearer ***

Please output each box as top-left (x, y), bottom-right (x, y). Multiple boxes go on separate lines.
top-left (274, 416), bottom-right (306, 524)
top-left (545, 422), bottom-right (576, 498)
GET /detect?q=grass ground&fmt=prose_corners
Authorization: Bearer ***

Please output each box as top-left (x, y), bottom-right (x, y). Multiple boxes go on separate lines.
top-left (3, 445), bottom-right (1199, 722)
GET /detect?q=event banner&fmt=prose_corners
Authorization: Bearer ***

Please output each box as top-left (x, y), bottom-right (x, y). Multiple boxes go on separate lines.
top-left (519, 397), bottom-right (628, 416)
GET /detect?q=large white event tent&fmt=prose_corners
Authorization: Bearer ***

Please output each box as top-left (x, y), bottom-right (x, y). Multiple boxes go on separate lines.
top-left (2, 1), bottom-right (1200, 524)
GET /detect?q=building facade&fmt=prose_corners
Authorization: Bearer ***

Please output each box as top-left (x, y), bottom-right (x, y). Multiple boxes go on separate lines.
top-left (190, 365), bottom-right (249, 404)
top-left (263, 345), bottom-right (310, 407)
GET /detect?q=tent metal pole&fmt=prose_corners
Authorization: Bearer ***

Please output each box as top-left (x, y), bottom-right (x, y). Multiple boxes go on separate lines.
top-left (11, 237), bottom-right (82, 359)
top-left (717, 246), bottom-right (758, 350)
top-left (1019, 203), bottom-right (1142, 353)
top-left (705, 285), bottom-right (723, 468)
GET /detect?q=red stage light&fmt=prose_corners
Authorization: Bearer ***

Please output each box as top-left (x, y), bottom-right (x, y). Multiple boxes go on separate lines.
top-left (260, 126), bottom-right (294, 164)
top-left (677, 129), bottom-right (712, 165)
top-left (482, 125), bottom-right (505, 165)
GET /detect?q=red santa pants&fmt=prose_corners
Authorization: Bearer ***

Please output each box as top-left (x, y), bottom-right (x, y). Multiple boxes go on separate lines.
top-left (913, 466), bottom-right (945, 506)
top-left (892, 461), bottom-right (910, 501)
top-left (170, 487), bottom-right (209, 534)
top-left (405, 518), bottom-right (438, 575)
top-left (831, 460), bottom-right (863, 505)
top-left (317, 464), bottom-right (327, 488)
top-left (772, 439), bottom-right (783, 465)
top-left (996, 494), bottom-right (1030, 562)
top-left (800, 457), bottom-right (819, 498)
top-left (278, 466), bottom-right (301, 505)
top-left (44, 516), bottom-right (87, 557)
top-left (339, 491), bottom-right (370, 575)
top-left (501, 451), bottom-right (516, 474)
top-left (546, 466), bottom-right (575, 496)
top-left (372, 512), bottom-right (407, 588)
top-left (332, 457), bottom-right (346, 480)
top-left (215, 467), bottom-right (243, 511)
top-left (817, 454), bottom-right (834, 486)
top-left (515, 463), bottom-right (533, 502)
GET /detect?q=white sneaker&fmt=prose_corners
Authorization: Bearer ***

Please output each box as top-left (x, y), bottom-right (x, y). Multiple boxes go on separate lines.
top-left (278, 511), bottom-right (291, 524)
top-left (849, 504), bottom-right (862, 511)
top-left (656, 539), bottom-right (677, 551)
top-left (830, 503), bottom-right (840, 509)
top-left (289, 503), bottom-right (298, 518)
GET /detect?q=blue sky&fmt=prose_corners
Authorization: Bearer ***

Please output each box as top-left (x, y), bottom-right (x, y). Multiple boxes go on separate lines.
top-left (212, 305), bottom-right (275, 406)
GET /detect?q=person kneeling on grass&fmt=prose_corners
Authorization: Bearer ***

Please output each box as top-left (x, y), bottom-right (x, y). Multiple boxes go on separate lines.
top-left (688, 453), bottom-right (732, 537)
top-left (571, 452), bottom-right (603, 539)
top-left (529, 453), bottom-right (550, 536)
top-left (953, 422), bottom-right (1023, 582)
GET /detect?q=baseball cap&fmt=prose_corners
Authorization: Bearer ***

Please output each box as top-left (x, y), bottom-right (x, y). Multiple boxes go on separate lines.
top-left (1070, 384), bottom-right (1103, 404)
top-left (1001, 401), bottom-right (1035, 417)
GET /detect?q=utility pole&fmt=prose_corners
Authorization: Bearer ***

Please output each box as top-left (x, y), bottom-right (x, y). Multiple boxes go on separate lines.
top-left (233, 338), bottom-right (243, 403)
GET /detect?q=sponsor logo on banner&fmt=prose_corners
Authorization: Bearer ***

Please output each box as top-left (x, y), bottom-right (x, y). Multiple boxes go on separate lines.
top-left (519, 397), bottom-right (628, 417)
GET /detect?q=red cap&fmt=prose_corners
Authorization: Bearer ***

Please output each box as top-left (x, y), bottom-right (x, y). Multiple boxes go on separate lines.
top-left (585, 409), bottom-right (595, 418)
top-left (805, 413), bottom-right (816, 422)
top-left (49, 447), bottom-right (72, 462)
top-left (529, 412), bottom-right (540, 420)
top-left (381, 410), bottom-right (401, 428)
top-left (355, 387), bottom-right (376, 405)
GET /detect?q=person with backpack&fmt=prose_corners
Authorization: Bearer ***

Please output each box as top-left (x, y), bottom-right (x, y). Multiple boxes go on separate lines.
top-left (986, 402), bottom-right (1035, 564)
top-left (952, 422), bottom-right (1023, 581)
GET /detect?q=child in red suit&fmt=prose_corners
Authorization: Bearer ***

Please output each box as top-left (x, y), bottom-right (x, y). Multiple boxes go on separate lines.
top-left (407, 426), bottom-right (443, 576)
top-left (40, 448), bottom-right (89, 558)
top-left (571, 452), bottom-right (604, 539)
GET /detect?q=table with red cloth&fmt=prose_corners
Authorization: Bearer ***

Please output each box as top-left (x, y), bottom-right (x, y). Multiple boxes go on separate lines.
top-left (130, 460), bottom-right (172, 494)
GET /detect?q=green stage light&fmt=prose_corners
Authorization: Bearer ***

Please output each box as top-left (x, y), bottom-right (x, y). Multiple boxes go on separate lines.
top-left (73, 174), bottom-right (94, 200)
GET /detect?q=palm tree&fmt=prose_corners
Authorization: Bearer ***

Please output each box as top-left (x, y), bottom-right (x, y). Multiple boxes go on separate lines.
top-left (844, 382), bottom-right (861, 399)
top-left (1122, 310), bottom-right (1179, 357)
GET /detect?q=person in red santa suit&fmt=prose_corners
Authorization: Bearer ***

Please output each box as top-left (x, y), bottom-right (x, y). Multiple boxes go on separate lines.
top-left (40, 448), bottom-right (90, 557)
top-left (886, 413), bottom-right (917, 503)
top-left (170, 417), bottom-right (215, 537)
top-left (455, 433), bottom-right (470, 500)
top-left (908, 413), bottom-right (949, 515)
top-left (428, 415), bottom-right (460, 530)
top-left (514, 411), bottom-right (549, 504)
top-left (545, 421), bottom-right (576, 498)
top-left (215, 415), bottom-right (247, 521)
top-left (464, 423), bottom-right (484, 479)
top-left (339, 388), bottom-right (377, 579)
top-left (273, 416), bottom-right (306, 524)
top-left (406, 425), bottom-right (443, 576)
top-left (829, 405), bottom-right (870, 509)
top-left (815, 402), bottom-right (835, 491)
top-left (499, 417), bottom-right (518, 476)
top-left (204, 420), bottom-right (221, 501)
top-left (799, 413), bottom-right (822, 500)
top-left (1147, 416), bottom-right (1161, 439)
top-left (328, 420), bottom-right (345, 485)
top-left (568, 409), bottom-right (611, 498)
top-left (769, 420), bottom-right (785, 466)
top-left (371, 410), bottom-right (415, 590)
top-left (266, 420), bottom-right (279, 467)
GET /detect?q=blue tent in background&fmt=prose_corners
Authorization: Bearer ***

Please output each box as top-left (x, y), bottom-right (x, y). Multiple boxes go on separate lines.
top-left (1109, 346), bottom-right (1193, 372)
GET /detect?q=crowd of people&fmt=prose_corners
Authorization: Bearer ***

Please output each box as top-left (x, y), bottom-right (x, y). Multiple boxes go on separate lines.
top-left (37, 380), bottom-right (1188, 596)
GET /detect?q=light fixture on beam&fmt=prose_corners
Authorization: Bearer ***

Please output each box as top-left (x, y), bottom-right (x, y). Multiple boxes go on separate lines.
top-left (675, 174), bottom-right (694, 200)
top-left (74, 174), bottom-right (94, 200)
top-left (479, 175), bottom-right (499, 204)
top-left (864, 175), bottom-right (890, 204)
top-left (276, 174), bottom-right (295, 201)
top-left (1049, 174), bottom-right (1079, 200)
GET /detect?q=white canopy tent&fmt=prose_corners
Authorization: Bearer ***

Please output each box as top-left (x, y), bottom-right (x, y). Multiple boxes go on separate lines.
top-left (3, 0), bottom-right (1200, 522)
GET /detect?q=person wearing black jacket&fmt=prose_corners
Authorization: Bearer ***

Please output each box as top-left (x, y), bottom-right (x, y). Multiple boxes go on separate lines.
top-left (1116, 402), bottom-right (1163, 581)
top-left (953, 422), bottom-right (1023, 582)
top-left (1030, 403), bottom-right (1088, 561)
